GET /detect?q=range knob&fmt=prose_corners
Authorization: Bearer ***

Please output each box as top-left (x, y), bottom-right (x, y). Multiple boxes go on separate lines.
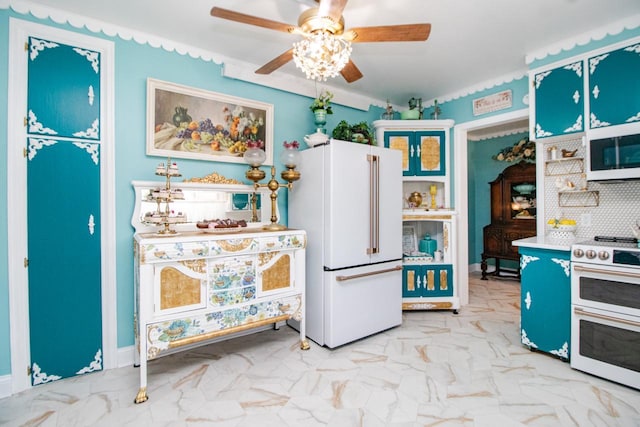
top-left (599, 251), bottom-right (610, 261)
top-left (586, 249), bottom-right (597, 259)
top-left (573, 248), bottom-right (584, 258)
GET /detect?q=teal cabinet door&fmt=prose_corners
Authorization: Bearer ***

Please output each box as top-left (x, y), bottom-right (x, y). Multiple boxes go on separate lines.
top-left (414, 131), bottom-right (446, 176)
top-left (402, 264), bottom-right (454, 297)
top-left (384, 131), bottom-right (414, 176)
top-left (27, 140), bottom-right (102, 384)
top-left (519, 247), bottom-right (571, 360)
top-left (533, 61), bottom-right (584, 139)
top-left (27, 36), bottom-right (100, 140)
top-left (588, 42), bottom-right (640, 129)
top-left (25, 33), bottom-right (104, 386)
top-left (384, 130), bottom-right (446, 176)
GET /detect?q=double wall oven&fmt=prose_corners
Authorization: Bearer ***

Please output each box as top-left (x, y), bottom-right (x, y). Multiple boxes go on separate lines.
top-left (571, 237), bottom-right (640, 390)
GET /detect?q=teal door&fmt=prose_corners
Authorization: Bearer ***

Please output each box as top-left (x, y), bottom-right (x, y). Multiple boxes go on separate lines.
top-left (588, 42), bottom-right (640, 129)
top-left (533, 60), bottom-right (584, 139)
top-left (26, 36), bottom-right (103, 385)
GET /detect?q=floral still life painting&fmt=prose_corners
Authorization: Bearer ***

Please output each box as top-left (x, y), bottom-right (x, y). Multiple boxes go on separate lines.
top-left (493, 137), bottom-right (535, 162)
top-left (147, 78), bottom-right (274, 165)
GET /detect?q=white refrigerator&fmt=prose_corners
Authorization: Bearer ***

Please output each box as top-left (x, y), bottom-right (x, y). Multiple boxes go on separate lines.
top-left (288, 139), bottom-right (403, 348)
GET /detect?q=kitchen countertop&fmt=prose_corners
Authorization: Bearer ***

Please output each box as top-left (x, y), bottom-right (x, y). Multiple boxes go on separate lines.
top-left (512, 235), bottom-right (574, 252)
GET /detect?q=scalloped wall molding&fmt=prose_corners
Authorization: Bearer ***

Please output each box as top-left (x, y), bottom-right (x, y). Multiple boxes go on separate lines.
top-left (2, 1), bottom-right (638, 113)
top-left (525, 14), bottom-right (640, 64)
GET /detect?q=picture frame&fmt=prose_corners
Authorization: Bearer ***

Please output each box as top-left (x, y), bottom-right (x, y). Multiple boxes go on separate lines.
top-left (146, 78), bottom-right (274, 165)
top-left (402, 225), bottom-right (417, 255)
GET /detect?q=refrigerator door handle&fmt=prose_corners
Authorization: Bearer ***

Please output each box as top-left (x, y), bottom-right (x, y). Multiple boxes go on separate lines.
top-left (367, 154), bottom-right (380, 255)
top-left (336, 265), bottom-right (403, 282)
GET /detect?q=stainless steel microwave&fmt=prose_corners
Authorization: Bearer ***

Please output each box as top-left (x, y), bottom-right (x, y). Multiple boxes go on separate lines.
top-left (587, 131), bottom-right (640, 181)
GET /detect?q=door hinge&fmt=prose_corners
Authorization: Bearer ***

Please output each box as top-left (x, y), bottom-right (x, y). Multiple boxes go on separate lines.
top-left (27, 365), bottom-right (32, 376)
top-left (24, 258), bottom-right (29, 268)
top-left (24, 41), bottom-right (28, 52)
top-left (23, 147), bottom-right (28, 158)
top-left (24, 116), bottom-right (27, 127)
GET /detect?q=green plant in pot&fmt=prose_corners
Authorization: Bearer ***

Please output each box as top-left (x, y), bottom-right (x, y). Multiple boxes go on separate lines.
top-left (331, 120), bottom-right (352, 141)
top-left (351, 121), bottom-right (372, 144)
top-left (310, 90), bottom-right (333, 128)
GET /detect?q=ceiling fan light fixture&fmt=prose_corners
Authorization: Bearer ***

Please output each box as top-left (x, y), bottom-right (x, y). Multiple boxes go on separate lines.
top-left (292, 32), bottom-right (352, 81)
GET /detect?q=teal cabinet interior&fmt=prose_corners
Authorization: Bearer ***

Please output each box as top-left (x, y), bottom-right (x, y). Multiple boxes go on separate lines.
top-left (519, 246), bottom-right (571, 360)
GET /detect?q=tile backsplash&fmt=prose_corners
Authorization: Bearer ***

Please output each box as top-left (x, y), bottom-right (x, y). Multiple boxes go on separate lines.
top-left (542, 137), bottom-right (640, 241)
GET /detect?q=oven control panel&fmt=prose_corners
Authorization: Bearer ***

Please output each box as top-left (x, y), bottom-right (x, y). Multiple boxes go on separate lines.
top-left (572, 241), bottom-right (640, 267)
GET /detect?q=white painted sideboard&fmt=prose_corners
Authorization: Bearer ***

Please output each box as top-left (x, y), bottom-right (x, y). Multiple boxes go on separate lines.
top-left (131, 179), bottom-right (308, 404)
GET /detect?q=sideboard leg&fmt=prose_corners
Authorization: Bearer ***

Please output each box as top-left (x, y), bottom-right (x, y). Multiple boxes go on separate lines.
top-left (134, 387), bottom-right (148, 404)
top-left (300, 339), bottom-right (310, 350)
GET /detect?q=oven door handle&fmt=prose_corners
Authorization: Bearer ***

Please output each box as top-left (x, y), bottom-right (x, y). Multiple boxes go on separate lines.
top-left (574, 265), bottom-right (640, 279)
top-left (574, 307), bottom-right (640, 327)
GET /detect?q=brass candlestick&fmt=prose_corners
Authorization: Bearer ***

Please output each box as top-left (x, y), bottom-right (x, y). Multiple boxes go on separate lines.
top-left (244, 145), bottom-right (301, 231)
top-left (430, 184), bottom-right (437, 209)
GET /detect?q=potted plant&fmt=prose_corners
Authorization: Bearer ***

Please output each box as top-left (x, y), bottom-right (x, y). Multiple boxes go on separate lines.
top-left (310, 90), bottom-right (333, 127)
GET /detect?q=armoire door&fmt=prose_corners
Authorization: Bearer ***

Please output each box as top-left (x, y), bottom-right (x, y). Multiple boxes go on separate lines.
top-left (25, 35), bottom-right (103, 385)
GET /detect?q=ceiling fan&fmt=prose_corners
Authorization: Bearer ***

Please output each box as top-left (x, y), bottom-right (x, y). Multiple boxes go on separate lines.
top-left (211, 0), bottom-right (431, 83)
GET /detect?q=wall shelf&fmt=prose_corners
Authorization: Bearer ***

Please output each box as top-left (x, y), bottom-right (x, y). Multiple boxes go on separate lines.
top-left (545, 157), bottom-right (584, 176)
top-left (558, 190), bottom-right (599, 207)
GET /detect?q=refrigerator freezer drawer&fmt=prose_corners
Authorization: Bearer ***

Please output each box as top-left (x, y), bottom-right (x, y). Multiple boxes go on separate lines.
top-left (324, 261), bottom-right (402, 348)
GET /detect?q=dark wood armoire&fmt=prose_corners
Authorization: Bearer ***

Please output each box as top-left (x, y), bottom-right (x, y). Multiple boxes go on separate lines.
top-left (481, 161), bottom-right (537, 280)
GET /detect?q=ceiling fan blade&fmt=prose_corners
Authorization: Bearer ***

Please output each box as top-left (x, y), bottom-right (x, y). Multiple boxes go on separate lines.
top-left (211, 7), bottom-right (296, 33)
top-left (255, 49), bottom-right (294, 75)
top-left (340, 59), bottom-right (363, 83)
top-left (344, 23), bottom-right (431, 42)
top-left (318, 0), bottom-right (349, 24)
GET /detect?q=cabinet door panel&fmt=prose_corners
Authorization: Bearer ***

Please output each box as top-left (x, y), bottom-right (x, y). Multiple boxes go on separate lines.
top-left (384, 131), bottom-right (412, 176)
top-left (589, 43), bottom-right (640, 128)
top-left (27, 139), bottom-right (102, 384)
top-left (154, 261), bottom-right (207, 316)
top-left (520, 248), bottom-right (571, 359)
top-left (402, 265), bottom-right (423, 297)
top-left (534, 61), bottom-right (584, 138)
top-left (414, 131), bottom-right (446, 176)
top-left (27, 37), bottom-right (100, 140)
top-left (259, 251), bottom-right (293, 294)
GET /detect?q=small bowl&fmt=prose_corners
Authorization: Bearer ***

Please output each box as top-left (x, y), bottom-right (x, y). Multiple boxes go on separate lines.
top-left (400, 110), bottom-right (420, 120)
top-left (514, 184), bottom-right (535, 194)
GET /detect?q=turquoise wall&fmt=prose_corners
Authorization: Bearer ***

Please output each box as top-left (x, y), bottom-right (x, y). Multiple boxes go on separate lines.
top-left (0, 8), bottom-right (381, 376)
top-left (467, 132), bottom-right (529, 265)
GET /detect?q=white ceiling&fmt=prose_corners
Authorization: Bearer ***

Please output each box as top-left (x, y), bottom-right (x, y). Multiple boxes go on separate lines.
top-left (18, 0), bottom-right (640, 109)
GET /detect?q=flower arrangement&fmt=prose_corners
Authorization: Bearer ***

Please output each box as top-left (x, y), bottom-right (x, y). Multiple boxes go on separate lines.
top-left (309, 90), bottom-right (334, 114)
top-left (493, 137), bottom-right (535, 162)
top-left (283, 140), bottom-right (299, 149)
top-left (246, 139), bottom-right (264, 149)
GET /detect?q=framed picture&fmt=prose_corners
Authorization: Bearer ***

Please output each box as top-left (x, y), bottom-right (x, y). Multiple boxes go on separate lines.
top-left (146, 78), bottom-right (274, 165)
top-left (402, 225), bottom-right (417, 255)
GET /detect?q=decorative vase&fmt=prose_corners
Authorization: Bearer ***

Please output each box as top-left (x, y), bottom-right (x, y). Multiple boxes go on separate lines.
top-left (313, 109), bottom-right (327, 129)
top-left (419, 234), bottom-right (437, 256)
top-left (407, 191), bottom-right (422, 208)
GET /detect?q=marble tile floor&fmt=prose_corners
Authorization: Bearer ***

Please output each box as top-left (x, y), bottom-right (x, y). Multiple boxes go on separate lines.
top-left (1, 273), bottom-right (640, 427)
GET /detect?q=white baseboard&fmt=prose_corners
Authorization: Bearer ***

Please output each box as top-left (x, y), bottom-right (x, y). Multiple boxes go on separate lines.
top-left (468, 263), bottom-right (482, 273)
top-left (117, 345), bottom-right (135, 368)
top-left (0, 374), bottom-right (12, 399)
